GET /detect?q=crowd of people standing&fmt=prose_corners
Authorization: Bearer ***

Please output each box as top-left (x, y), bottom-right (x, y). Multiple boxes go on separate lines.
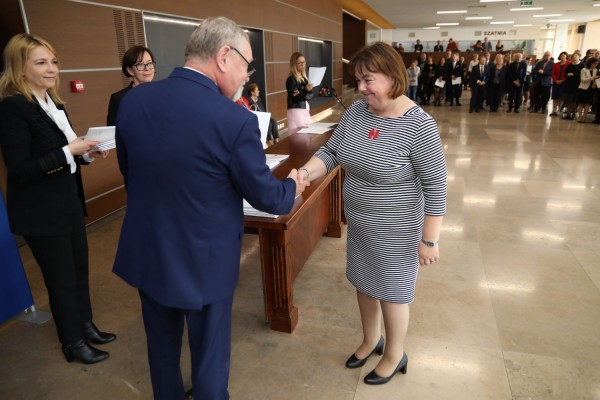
top-left (405, 47), bottom-right (600, 123)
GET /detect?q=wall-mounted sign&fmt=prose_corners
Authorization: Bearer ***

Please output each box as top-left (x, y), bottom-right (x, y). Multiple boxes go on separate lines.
top-left (521, 0), bottom-right (533, 6)
top-left (484, 31), bottom-right (507, 36)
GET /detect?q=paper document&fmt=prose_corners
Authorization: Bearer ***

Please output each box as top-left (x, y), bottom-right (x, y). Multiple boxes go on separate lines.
top-left (595, 78), bottom-right (600, 87)
top-left (451, 77), bottom-right (461, 85)
top-left (434, 79), bottom-right (446, 88)
top-left (243, 199), bottom-right (279, 218)
top-left (297, 122), bottom-right (334, 134)
top-left (526, 65), bottom-right (533, 73)
top-left (265, 154), bottom-right (289, 170)
top-left (308, 67), bottom-right (326, 86)
top-left (251, 111), bottom-right (271, 147)
top-left (84, 126), bottom-right (116, 151)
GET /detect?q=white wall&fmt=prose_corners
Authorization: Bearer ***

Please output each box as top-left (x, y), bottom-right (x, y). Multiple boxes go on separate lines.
top-left (389, 25), bottom-right (542, 42)
top-left (582, 21), bottom-right (600, 54)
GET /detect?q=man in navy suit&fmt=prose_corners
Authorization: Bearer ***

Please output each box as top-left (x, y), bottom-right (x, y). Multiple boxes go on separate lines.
top-left (113, 16), bottom-right (306, 400)
top-left (531, 51), bottom-right (554, 113)
top-left (469, 55), bottom-right (489, 113)
top-left (507, 52), bottom-right (528, 113)
top-left (445, 52), bottom-right (463, 106)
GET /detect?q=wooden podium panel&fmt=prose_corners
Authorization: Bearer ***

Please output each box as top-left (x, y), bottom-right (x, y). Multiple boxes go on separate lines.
top-left (244, 130), bottom-right (343, 332)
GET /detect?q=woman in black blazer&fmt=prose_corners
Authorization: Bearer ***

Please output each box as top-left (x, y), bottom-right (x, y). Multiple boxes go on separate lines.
top-left (106, 45), bottom-right (155, 125)
top-left (0, 33), bottom-right (115, 364)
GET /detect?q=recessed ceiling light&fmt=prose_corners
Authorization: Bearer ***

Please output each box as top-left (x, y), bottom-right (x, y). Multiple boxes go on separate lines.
top-left (465, 16), bottom-right (493, 20)
top-left (533, 14), bottom-right (562, 17)
top-left (490, 21), bottom-right (515, 25)
top-left (437, 10), bottom-right (468, 14)
top-left (594, 3), bottom-right (600, 5)
top-left (514, 24), bottom-right (533, 27)
top-left (480, 0), bottom-right (515, 2)
top-left (549, 19), bottom-right (575, 22)
top-left (423, 26), bottom-right (441, 29)
top-left (510, 7), bottom-right (544, 11)
top-left (436, 22), bottom-right (460, 26)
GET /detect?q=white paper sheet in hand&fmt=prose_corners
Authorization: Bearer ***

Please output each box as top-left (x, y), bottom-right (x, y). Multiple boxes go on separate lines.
top-left (251, 111), bottom-right (271, 147)
top-left (84, 126), bottom-right (116, 151)
top-left (308, 67), bottom-right (326, 86)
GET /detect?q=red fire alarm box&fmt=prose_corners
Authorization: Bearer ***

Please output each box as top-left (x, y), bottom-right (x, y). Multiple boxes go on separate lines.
top-left (70, 80), bottom-right (85, 93)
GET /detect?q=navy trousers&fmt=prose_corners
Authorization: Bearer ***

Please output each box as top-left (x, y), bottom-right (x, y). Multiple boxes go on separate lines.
top-left (139, 290), bottom-right (233, 400)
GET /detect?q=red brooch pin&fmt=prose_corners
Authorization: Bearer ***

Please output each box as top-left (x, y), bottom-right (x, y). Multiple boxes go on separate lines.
top-left (368, 129), bottom-right (380, 139)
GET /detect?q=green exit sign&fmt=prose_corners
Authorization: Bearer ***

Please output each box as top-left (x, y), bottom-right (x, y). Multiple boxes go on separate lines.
top-left (521, 0), bottom-right (533, 5)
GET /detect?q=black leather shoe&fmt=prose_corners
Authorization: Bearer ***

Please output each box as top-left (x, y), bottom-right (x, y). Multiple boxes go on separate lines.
top-left (83, 321), bottom-right (116, 345)
top-left (345, 337), bottom-right (384, 369)
top-left (62, 339), bottom-right (109, 364)
top-left (363, 352), bottom-right (408, 385)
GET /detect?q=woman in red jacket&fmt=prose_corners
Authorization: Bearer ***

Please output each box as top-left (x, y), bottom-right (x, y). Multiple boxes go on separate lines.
top-left (549, 51), bottom-right (570, 116)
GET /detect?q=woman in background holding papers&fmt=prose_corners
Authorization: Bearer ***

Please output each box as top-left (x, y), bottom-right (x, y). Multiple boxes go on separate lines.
top-left (106, 45), bottom-right (155, 125)
top-left (286, 52), bottom-right (314, 134)
top-left (0, 33), bottom-right (114, 364)
top-left (296, 42), bottom-right (447, 385)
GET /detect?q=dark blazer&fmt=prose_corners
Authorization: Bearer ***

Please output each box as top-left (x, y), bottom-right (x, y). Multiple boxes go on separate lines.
top-left (488, 64), bottom-right (507, 88)
top-left (507, 60), bottom-right (528, 87)
top-left (470, 63), bottom-right (489, 85)
top-left (106, 82), bottom-right (133, 125)
top-left (286, 75), bottom-right (312, 109)
top-left (0, 94), bottom-right (87, 236)
top-left (113, 67), bottom-right (296, 309)
top-left (533, 59), bottom-right (554, 86)
top-left (433, 44), bottom-right (444, 52)
top-left (446, 60), bottom-right (463, 83)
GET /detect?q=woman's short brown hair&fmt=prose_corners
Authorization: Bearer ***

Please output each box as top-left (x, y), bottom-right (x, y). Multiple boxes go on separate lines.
top-left (246, 82), bottom-right (258, 96)
top-left (350, 42), bottom-right (408, 99)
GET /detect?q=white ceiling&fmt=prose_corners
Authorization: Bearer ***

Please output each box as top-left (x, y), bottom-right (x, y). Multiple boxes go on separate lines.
top-left (363, 0), bottom-right (600, 30)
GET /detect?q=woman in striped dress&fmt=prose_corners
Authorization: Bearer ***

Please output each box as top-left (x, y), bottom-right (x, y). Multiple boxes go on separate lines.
top-left (297, 42), bottom-right (447, 385)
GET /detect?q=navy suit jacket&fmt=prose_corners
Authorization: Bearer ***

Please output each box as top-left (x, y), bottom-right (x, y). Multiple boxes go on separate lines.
top-left (112, 67), bottom-right (296, 309)
top-left (470, 64), bottom-right (489, 85)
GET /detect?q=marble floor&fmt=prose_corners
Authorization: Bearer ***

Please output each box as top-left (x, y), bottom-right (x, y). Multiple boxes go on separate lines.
top-left (1, 90), bottom-right (600, 400)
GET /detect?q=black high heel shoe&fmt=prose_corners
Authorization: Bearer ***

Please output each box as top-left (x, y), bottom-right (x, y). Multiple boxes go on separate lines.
top-left (83, 321), bottom-right (116, 345)
top-left (345, 337), bottom-right (384, 369)
top-left (363, 352), bottom-right (408, 385)
top-left (62, 339), bottom-right (109, 364)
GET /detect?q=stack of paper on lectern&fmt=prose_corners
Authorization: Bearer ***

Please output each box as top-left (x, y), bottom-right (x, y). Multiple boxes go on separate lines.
top-left (84, 126), bottom-right (116, 151)
top-left (265, 154), bottom-right (289, 170)
top-left (243, 199), bottom-right (279, 218)
top-left (297, 122), bottom-right (334, 134)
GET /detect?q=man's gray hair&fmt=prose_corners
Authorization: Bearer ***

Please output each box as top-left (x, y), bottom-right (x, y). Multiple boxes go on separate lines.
top-left (185, 16), bottom-right (248, 62)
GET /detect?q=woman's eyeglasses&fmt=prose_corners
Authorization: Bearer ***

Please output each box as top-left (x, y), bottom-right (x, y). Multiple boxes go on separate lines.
top-left (133, 62), bottom-right (156, 71)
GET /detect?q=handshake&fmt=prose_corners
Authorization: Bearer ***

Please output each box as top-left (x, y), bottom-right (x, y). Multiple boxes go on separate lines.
top-left (287, 167), bottom-right (312, 197)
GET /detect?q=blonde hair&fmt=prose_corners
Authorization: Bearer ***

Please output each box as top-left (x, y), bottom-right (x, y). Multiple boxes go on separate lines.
top-left (0, 33), bottom-right (64, 104)
top-left (289, 52), bottom-right (308, 83)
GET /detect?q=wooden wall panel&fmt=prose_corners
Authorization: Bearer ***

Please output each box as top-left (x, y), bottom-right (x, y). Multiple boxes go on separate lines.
top-left (266, 92), bottom-right (289, 124)
top-left (265, 32), bottom-right (297, 62)
top-left (23, 0), bottom-right (122, 69)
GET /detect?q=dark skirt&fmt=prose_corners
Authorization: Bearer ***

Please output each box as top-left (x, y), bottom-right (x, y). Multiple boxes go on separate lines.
top-left (577, 88), bottom-right (595, 105)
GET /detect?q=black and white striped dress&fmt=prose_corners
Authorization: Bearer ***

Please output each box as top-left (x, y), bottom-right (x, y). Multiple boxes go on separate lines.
top-left (315, 100), bottom-right (447, 304)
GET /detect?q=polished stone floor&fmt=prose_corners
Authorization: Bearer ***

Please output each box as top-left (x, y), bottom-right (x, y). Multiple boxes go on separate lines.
top-left (1, 90), bottom-right (600, 400)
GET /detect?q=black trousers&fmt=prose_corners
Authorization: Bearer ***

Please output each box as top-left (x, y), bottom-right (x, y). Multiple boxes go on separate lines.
top-left (535, 85), bottom-right (551, 111)
top-left (469, 83), bottom-right (486, 111)
top-left (25, 205), bottom-right (91, 345)
top-left (508, 85), bottom-right (523, 111)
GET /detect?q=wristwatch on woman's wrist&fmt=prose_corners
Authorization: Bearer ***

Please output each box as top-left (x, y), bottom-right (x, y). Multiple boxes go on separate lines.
top-left (421, 239), bottom-right (438, 247)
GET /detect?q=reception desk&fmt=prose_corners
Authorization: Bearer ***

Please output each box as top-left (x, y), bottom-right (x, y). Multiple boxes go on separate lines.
top-left (244, 130), bottom-right (343, 333)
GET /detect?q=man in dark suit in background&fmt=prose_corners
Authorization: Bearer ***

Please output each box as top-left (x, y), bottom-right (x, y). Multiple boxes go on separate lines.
top-left (433, 40), bottom-right (444, 52)
top-left (469, 55), bottom-right (489, 113)
top-left (113, 16), bottom-right (305, 400)
top-left (531, 51), bottom-right (554, 114)
top-left (507, 52), bottom-right (527, 113)
top-left (446, 52), bottom-right (463, 106)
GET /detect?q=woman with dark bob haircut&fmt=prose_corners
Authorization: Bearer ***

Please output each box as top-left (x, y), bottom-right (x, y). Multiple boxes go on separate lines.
top-left (295, 42), bottom-right (447, 385)
top-left (107, 45), bottom-right (155, 125)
